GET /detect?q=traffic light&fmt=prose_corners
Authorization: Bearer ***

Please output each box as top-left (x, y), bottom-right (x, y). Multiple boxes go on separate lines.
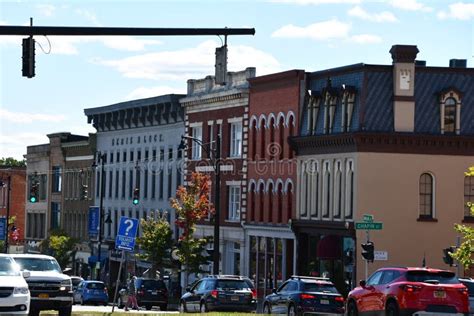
top-left (443, 246), bottom-right (455, 266)
top-left (361, 242), bottom-right (375, 263)
top-left (29, 180), bottom-right (39, 203)
top-left (343, 249), bottom-right (354, 265)
top-left (22, 37), bottom-right (35, 78)
top-left (132, 188), bottom-right (140, 205)
top-left (80, 184), bottom-right (88, 200)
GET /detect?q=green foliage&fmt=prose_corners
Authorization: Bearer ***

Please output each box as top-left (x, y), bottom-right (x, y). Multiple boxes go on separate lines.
top-left (40, 230), bottom-right (77, 269)
top-left (0, 157), bottom-right (26, 167)
top-left (170, 172), bottom-right (213, 276)
top-left (136, 213), bottom-right (173, 276)
top-left (451, 168), bottom-right (474, 270)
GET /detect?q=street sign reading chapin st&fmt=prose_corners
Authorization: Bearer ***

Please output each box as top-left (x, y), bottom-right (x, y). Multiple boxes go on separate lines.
top-left (355, 222), bottom-right (383, 230)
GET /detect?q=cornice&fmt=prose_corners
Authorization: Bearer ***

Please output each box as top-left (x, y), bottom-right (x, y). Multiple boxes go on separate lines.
top-left (291, 132), bottom-right (474, 156)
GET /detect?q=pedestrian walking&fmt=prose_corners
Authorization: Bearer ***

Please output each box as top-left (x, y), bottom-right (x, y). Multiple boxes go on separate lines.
top-left (125, 275), bottom-right (139, 311)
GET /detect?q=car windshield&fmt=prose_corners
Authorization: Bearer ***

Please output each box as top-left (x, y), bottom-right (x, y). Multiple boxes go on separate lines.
top-left (303, 282), bottom-right (339, 293)
top-left (406, 271), bottom-right (458, 284)
top-left (216, 280), bottom-right (250, 290)
top-left (86, 282), bottom-right (105, 289)
top-left (14, 257), bottom-right (62, 273)
top-left (0, 257), bottom-right (20, 276)
top-left (139, 280), bottom-right (166, 290)
top-left (72, 278), bottom-right (83, 286)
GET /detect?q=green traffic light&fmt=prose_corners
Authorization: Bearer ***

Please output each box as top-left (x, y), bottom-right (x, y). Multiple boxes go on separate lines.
top-left (133, 199), bottom-right (139, 205)
top-left (30, 196), bottom-right (37, 203)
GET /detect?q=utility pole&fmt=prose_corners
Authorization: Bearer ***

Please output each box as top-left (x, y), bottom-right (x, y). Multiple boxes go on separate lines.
top-left (95, 153), bottom-right (106, 281)
top-left (213, 133), bottom-right (221, 275)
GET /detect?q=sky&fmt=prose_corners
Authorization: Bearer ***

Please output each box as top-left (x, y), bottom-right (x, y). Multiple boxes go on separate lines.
top-left (1, 0), bottom-right (473, 160)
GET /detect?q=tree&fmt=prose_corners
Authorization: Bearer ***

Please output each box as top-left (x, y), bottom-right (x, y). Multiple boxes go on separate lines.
top-left (136, 211), bottom-right (173, 278)
top-left (40, 230), bottom-right (77, 270)
top-left (451, 166), bottom-right (474, 270)
top-left (0, 157), bottom-right (26, 167)
top-left (170, 172), bottom-right (213, 286)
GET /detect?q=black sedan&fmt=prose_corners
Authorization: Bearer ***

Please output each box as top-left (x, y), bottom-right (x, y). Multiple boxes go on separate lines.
top-left (262, 276), bottom-right (344, 315)
top-left (180, 275), bottom-right (257, 313)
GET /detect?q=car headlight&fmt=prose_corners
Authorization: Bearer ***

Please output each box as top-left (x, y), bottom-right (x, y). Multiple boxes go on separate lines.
top-left (60, 279), bottom-right (72, 291)
top-left (13, 287), bottom-right (29, 295)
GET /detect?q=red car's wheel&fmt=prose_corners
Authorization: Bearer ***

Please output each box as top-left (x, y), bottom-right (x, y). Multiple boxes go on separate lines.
top-left (347, 301), bottom-right (358, 316)
top-left (386, 301), bottom-right (400, 316)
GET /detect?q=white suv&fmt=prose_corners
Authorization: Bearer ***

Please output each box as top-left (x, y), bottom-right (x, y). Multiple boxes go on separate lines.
top-left (0, 254), bottom-right (30, 314)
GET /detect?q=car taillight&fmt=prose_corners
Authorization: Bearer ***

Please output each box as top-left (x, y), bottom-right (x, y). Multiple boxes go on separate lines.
top-left (400, 284), bottom-right (422, 293)
top-left (300, 293), bottom-right (316, 300)
top-left (138, 290), bottom-right (145, 296)
top-left (211, 290), bottom-right (218, 298)
top-left (251, 289), bottom-right (257, 299)
top-left (335, 296), bottom-right (344, 302)
top-left (458, 287), bottom-right (469, 296)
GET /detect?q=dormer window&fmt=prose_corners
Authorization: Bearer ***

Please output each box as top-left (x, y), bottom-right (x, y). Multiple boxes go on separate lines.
top-left (341, 86), bottom-right (356, 133)
top-left (439, 88), bottom-right (462, 135)
top-left (306, 92), bottom-right (321, 135)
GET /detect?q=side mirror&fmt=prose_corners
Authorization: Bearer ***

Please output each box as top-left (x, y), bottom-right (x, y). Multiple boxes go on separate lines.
top-left (359, 280), bottom-right (366, 288)
top-left (185, 286), bottom-right (191, 292)
top-left (272, 288), bottom-right (277, 294)
top-left (22, 270), bottom-right (31, 279)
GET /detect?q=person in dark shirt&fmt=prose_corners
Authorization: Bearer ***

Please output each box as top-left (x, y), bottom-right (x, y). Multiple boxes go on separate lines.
top-left (125, 275), bottom-right (139, 311)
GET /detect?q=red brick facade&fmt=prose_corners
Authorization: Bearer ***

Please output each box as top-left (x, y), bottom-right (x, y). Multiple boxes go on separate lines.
top-left (0, 167), bottom-right (26, 244)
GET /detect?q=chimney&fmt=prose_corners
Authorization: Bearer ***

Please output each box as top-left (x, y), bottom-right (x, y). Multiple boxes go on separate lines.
top-left (390, 45), bottom-right (419, 132)
top-left (449, 59), bottom-right (467, 68)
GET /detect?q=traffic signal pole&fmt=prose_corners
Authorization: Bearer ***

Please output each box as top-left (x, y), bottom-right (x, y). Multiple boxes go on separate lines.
top-left (365, 230), bottom-right (369, 280)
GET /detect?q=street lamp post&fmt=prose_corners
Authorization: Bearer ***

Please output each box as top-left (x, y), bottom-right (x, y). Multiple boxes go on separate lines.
top-left (179, 133), bottom-right (221, 275)
top-left (93, 152), bottom-right (106, 280)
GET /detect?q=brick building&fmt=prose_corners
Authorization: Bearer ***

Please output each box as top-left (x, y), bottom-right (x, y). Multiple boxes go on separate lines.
top-left (245, 70), bottom-right (305, 297)
top-left (0, 167), bottom-right (26, 252)
top-left (180, 68), bottom-right (256, 275)
top-left (291, 44), bottom-right (474, 293)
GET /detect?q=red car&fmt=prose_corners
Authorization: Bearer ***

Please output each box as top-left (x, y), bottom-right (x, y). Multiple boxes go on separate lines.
top-left (346, 267), bottom-right (469, 316)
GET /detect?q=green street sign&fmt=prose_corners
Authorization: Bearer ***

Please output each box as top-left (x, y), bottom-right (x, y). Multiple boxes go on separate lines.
top-left (363, 214), bottom-right (374, 223)
top-left (355, 222), bottom-right (383, 230)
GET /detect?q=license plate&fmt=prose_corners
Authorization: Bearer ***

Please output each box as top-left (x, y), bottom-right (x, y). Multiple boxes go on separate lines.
top-left (434, 290), bottom-right (446, 298)
top-left (38, 293), bottom-right (49, 299)
top-left (320, 299), bottom-right (329, 305)
top-left (152, 291), bottom-right (157, 295)
top-left (231, 295), bottom-right (239, 301)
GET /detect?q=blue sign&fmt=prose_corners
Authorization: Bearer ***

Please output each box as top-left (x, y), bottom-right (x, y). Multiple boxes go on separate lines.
top-left (88, 207), bottom-right (99, 236)
top-left (0, 218), bottom-right (5, 241)
top-left (115, 217), bottom-right (139, 252)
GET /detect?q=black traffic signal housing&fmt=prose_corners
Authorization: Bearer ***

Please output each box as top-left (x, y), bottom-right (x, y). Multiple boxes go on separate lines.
top-left (22, 36), bottom-right (35, 78)
top-left (132, 188), bottom-right (140, 205)
top-left (343, 249), bottom-right (354, 265)
top-left (443, 246), bottom-right (456, 266)
top-left (29, 180), bottom-right (39, 203)
top-left (80, 184), bottom-right (88, 200)
top-left (361, 242), bottom-right (375, 263)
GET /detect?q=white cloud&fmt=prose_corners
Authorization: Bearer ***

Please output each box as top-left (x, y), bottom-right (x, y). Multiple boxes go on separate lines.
top-left (350, 34), bottom-right (383, 43)
top-left (272, 19), bottom-right (351, 40)
top-left (348, 6), bottom-right (398, 22)
top-left (126, 86), bottom-right (186, 100)
top-left (270, 0), bottom-right (360, 4)
top-left (388, 0), bottom-right (432, 12)
top-left (438, 2), bottom-right (474, 20)
top-left (75, 9), bottom-right (100, 26)
top-left (95, 40), bottom-right (281, 81)
top-left (0, 109), bottom-right (66, 123)
top-left (36, 4), bottom-right (56, 17)
top-left (0, 133), bottom-right (48, 160)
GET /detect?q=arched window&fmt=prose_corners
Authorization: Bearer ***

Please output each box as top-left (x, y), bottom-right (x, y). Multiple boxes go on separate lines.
top-left (269, 117), bottom-right (276, 160)
top-left (251, 119), bottom-right (257, 160)
top-left (305, 162), bottom-right (312, 219)
top-left (277, 182), bottom-right (283, 223)
top-left (288, 115), bottom-right (295, 159)
top-left (444, 97), bottom-right (456, 134)
top-left (419, 173), bottom-right (434, 219)
top-left (287, 182), bottom-right (293, 222)
top-left (323, 161), bottom-right (331, 218)
top-left (439, 89), bottom-right (462, 135)
top-left (278, 116), bottom-right (285, 160)
top-left (310, 160), bottom-right (319, 218)
top-left (259, 182), bottom-right (265, 222)
top-left (334, 160), bottom-right (343, 219)
top-left (300, 162), bottom-right (307, 218)
top-left (345, 160), bottom-right (354, 219)
top-left (260, 119), bottom-right (266, 160)
top-left (268, 182), bottom-right (274, 222)
top-left (464, 176), bottom-right (474, 218)
top-left (249, 182), bottom-right (256, 221)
